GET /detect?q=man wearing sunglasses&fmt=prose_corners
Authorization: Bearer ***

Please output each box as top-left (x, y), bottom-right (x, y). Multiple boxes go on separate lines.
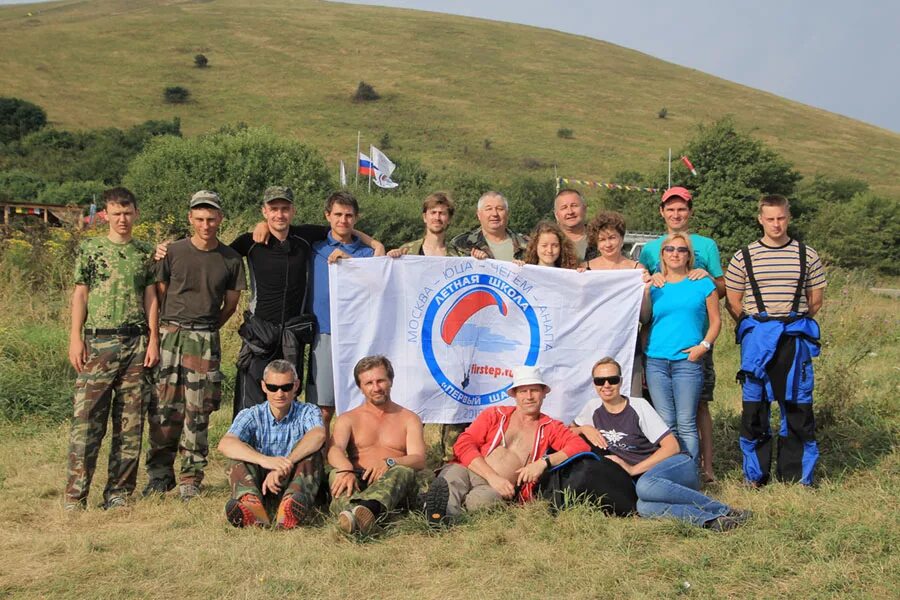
top-left (640, 186), bottom-right (725, 483)
top-left (218, 359), bottom-right (326, 528)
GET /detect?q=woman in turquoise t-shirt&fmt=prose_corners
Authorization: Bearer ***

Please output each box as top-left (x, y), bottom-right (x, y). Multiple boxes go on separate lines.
top-left (645, 233), bottom-right (720, 464)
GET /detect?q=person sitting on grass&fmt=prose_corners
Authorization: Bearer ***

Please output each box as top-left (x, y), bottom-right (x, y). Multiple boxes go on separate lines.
top-left (421, 365), bottom-right (590, 526)
top-left (327, 355), bottom-right (427, 536)
top-left (571, 357), bottom-right (750, 531)
top-left (218, 359), bottom-right (326, 529)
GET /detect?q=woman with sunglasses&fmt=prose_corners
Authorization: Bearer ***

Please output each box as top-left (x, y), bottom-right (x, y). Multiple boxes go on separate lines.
top-left (644, 232), bottom-right (720, 466)
top-left (572, 357), bottom-right (748, 530)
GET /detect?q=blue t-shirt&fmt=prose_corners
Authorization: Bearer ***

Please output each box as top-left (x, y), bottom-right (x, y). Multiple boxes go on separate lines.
top-left (228, 401), bottom-right (324, 457)
top-left (309, 233), bottom-right (374, 334)
top-left (646, 277), bottom-right (715, 361)
top-left (640, 233), bottom-right (723, 278)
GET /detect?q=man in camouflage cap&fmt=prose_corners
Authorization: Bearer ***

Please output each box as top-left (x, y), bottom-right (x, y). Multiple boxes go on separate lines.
top-left (144, 190), bottom-right (246, 501)
top-left (65, 186), bottom-right (160, 510)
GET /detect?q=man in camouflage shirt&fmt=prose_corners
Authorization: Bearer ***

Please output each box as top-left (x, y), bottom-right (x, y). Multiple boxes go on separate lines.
top-left (144, 190), bottom-right (245, 501)
top-left (65, 187), bottom-right (160, 510)
top-left (449, 191), bottom-right (528, 261)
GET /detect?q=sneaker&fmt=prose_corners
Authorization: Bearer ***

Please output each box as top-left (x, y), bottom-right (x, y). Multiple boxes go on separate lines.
top-left (422, 477), bottom-right (450, 527)
top-left (275, 496), bottom-right (308, 530)
top-left (64, 499), bottom-right (85, 512)
top-left (352, 504), bottom-right (377, 535)
top-left (225, 495), bottom-right (270, 528)
top-left (725, 508), bottom-right (753, 523)
top-left (142, 478), bottom-right (175, 498)
top-left (103, 495), bottom-right (127, 510)
top-left (338, 509), bottom-right (357, 534)
top-left (703, 515), bottom-right (743, 532)
top-left (179, 483), bottom-right (201, 502)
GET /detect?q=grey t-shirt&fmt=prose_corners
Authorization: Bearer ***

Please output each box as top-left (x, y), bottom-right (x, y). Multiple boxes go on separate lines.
top-left (155, 238), bottom-right (246, 327)
top-left (572, 236), bottom-right (589, 262)
top-left (487, 237), bottom-right (515, 262)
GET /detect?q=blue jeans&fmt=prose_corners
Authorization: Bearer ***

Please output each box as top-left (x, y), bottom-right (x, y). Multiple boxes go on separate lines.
top-left (645, 357), bottom-right (703, 464)
top-left (635, 454), bottom-right (730, 525)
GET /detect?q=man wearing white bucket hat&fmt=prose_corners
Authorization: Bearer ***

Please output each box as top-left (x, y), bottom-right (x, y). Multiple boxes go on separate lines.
top-left (421, 365), bottom-right (589, 525)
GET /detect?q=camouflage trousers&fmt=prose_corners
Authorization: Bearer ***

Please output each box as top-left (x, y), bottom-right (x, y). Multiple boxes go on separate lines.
top-left (227, 452), bottom-right (325, 514)
top-left (65, 334), bottom-right (149, 505)
top-left (440, 423), bottom-right (469, 463)
top-left (145, 327), bottom-right (222, 485)
top-left (328, 466), bottom-right (431, 515)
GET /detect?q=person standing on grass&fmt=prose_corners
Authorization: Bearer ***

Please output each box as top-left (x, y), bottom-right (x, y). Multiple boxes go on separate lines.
top-left (553, 188), bottom-right (596, 262)
top-left (644, 233), bottom-right (720, 467)
top-left (450, 191), bottom-right (529, 261)
top-left (143, 190), bottom-right (245, 501)
top-left (218, 359), bottom-right (326, 529)
top-left (386, 192), bottom-right (467, 464)
top-left (639, 186), bottom-right (724, 483)
top-left (327, 355), bottom-right (427, 536)
top-left (726, 195), bottom-right (826, 487)
top-left (64, 187), bottom-right (160, 511)
top-left (572, 357), bottom-right (749, 531)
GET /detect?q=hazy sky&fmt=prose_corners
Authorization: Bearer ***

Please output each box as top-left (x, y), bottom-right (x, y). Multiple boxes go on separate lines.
top-left (339, 0), bottom-right (900, 133)
top-left (3, 0), bottom-right (897, 132)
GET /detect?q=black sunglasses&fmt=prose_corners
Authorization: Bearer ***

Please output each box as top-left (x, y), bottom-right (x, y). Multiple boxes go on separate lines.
top-left (593, 376), bottom-right (621, 386)
top-left (662, 245), bottom-right (690, 254)
top-left (263, 382), bottom-right (295, 392)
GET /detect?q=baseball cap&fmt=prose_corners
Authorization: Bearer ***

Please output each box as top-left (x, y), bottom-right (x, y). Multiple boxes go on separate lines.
top-left (263, 186), bottom-right (294, 204)
top-left (189, 190), bottom-right (222, 210)
top-left (506, 365), bottom-right (551, 396)
top-left (660, 186), bottom-right (693, 207)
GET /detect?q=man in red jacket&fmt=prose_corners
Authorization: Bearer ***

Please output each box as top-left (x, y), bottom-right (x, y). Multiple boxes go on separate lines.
top-left (421, 366), bottom-right (589, 525)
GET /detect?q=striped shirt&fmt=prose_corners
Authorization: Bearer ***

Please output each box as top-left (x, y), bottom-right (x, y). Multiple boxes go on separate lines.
top-left (228, 401), bottom-right (324, 457)
top-left (726, 239), bottom-right (826, 317)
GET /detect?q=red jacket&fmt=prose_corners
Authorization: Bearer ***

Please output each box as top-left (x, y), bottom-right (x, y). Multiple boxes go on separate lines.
top-left (452, 405), bottom-right (590, 502)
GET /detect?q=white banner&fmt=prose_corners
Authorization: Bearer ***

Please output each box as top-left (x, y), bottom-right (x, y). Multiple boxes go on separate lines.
top-left (329, 257), bottom-right (644, 425)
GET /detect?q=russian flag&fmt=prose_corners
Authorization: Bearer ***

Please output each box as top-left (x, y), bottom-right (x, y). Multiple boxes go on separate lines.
top-left (358, 152), bottom-right (374, 177)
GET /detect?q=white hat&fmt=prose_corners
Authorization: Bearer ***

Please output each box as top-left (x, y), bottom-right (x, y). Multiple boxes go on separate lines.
top-left (506, 365), bottom-right (551, 397)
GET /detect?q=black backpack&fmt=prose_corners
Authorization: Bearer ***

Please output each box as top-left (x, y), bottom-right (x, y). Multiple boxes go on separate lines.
top-left (537, 448), bottom-right (637, 517)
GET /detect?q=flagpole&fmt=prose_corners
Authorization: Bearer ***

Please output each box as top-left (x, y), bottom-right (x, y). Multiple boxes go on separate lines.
top-left (355, 131), bottom-right (360, 187)
top-left (367, 145), bottom-right (373, 193)
top-left (667, 148), bottom-right (672, 189)
top-left (554, 165), bottom-right (559, 193)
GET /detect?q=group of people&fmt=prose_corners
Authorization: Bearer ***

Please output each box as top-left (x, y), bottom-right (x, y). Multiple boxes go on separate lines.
top-left (64, 181), bottom-right (826, 535)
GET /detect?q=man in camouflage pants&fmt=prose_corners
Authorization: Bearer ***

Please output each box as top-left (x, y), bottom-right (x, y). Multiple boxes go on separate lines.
top-left (65, 187), bottom-right (160, 510)
top-left (218, 359), bottom-right (326, 528)
top-left (327, 355), bottom-right (429, 536)
top-left (144, 191), bottom-right (245, 501)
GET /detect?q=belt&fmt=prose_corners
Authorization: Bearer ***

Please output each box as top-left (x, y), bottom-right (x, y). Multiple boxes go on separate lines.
top-left (161, 321), bottom-right (217, 332)
top-left (84, 325), bottom-right (147, 336)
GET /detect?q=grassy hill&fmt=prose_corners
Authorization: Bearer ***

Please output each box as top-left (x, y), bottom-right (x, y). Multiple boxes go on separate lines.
top-left (1, 0), bottom-right (898, 198)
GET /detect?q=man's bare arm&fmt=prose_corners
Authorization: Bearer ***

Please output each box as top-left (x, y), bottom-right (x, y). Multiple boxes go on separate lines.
top-left (143, 284), bottom-right (160, 368)
top-left (286, 426), bottom-right (327, 464)
top-left (807, 287), bottom-right (824, 317)
top-left (725, 288), bottom-right (744, 322)
top-left (327, 415), bottom-right (359, 497)
top-left (68, 284), bottom-right (89, 373)
top-left (218, 433), bottom-right (292, 472)
top-left (397, 413), bottom-right (426, 470)
top-left (218, 290), bottom-right (241, 328)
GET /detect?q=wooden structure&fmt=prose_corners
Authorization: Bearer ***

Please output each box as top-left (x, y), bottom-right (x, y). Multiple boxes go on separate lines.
top-left (1, 201), bottom-right (84, 229)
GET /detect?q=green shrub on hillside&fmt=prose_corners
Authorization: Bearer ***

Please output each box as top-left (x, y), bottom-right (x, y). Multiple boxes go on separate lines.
top-left (810, 192), bottom-right (899, 275)
top-left (124, 127), bottom-right (332, 221)
top-left (194, 54), bottom-right (208, 68)
top-left (0, 169), bottom-right (45, 202)
top-left (352, 81), bottom-right (380, 102)
top-left (0, 97), bottom-right (47, 144)
top-left (164, 86), bottom-right (190, 104)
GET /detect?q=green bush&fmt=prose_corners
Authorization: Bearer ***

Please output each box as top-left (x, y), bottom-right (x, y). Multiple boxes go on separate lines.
top-left (124, 127), bottom-right (332, 222)
top-left (194, 54), bottom-right (209, 68)
top-left (0, 169), bottom-right (46, 202)
top-left (352, 81), bottom-right (380, 102)
top-left (164, 86), bottom-right (190, 104)
top-left (809, 192), bottom-right (899, 274)
top-left (0, 97), bottom-right (47, 144)
top-left (557, 128), bottom-right (574, 139)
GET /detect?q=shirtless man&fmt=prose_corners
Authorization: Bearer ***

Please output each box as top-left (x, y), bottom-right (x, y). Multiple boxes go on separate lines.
top-left (327, 355), bottom-right (427, 535)
top-left (421, 366), bottom-right (589, 526)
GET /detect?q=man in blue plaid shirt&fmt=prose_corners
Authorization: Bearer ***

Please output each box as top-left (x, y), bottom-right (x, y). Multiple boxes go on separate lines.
top-left (218, 359), bottom-right (326, 528)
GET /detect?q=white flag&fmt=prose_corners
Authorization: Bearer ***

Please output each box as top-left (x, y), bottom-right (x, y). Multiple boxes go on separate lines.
top-left (370, 146), bottom-right (399, 189)
top-left (329, 257), bottom-right (644, 424)
top-left (339, 160), bottom-right (347, 187)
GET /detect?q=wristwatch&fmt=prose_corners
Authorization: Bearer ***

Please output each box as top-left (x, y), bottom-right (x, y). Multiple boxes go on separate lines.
top-left (700, 340), bottom-right (712, 351)
top-left (385, 457), bottom-right (397, 469)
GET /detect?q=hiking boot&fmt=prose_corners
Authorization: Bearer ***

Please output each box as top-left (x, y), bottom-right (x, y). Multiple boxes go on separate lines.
top-left (275, 496), bottom-right (308, 530)
top-left (225, 494), bottom-right (270, 528)
top-left (703, 515), bottom-right (744, 532)
top-left (179, 483), bottom-right (201, 502)
top-left (142, 478), bottom-right (175, 498)
top-left (103, 495), bottom-right (127, 510)
top-left (422, 477), bottom-right (450, 528)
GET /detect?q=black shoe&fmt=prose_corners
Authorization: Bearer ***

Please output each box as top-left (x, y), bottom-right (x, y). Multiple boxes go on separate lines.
top-left (725, 508), bottom-right (753, 523)
top-left (142, 478), bottom-right (175, 498)
top-left (422, 477), bottom-right (450, 527)
top-left (703, 515), bottom-right (743, 532)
